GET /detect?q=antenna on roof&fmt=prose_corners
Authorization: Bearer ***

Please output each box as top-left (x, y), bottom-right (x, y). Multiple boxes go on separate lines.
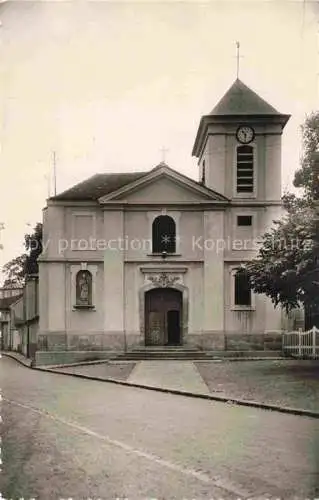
top-left (317, 20), bottom-right (319, 107)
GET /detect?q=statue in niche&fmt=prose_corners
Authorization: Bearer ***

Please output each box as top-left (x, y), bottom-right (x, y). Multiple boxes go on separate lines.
top-left (76, 270), bottom-right (92, 306)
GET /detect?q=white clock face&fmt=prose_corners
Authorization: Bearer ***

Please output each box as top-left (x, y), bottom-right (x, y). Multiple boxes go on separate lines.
top-left (236, 126), bottom-right (254, 144)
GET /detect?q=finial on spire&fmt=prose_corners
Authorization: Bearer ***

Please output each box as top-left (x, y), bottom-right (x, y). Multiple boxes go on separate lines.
top-left (235, 41), bottom-right (243, 79)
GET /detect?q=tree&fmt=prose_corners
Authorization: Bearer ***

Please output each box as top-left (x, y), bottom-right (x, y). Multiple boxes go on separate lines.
top-left (2, 254), bottom-right (28, 288)
top-left (2, 223), bottom-right (42, 287)
top-left (244, 112), bottom-right (319, 318)
top-left (244, 206), bottom-right (318, 313)
top-left (293, 112), bottom-right (319, 196)
top-left (24, 222), bottom-right (43, 275)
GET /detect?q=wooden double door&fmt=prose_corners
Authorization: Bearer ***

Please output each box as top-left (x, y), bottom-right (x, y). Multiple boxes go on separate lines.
top-left (145, 288), bottom-right (182, 346)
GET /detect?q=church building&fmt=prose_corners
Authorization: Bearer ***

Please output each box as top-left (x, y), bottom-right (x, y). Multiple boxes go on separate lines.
top-left (37, 79), bottom-right (291, 365)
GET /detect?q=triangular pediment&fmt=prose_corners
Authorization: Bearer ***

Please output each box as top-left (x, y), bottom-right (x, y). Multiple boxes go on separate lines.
top-left (98, 164), bottom-right (229, 205)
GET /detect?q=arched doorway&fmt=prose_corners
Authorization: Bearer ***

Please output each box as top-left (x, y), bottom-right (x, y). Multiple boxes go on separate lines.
top-left (145, 288), bottom-right (182, 346)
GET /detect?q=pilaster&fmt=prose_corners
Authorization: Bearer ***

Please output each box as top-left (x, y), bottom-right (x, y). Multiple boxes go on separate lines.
top-left (203, 211), bottom-right (224, 332)
top-left (103, 210), bottom-right (124, 331)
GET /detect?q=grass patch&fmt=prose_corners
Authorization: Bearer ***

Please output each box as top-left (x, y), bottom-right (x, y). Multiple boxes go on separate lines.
top-left (196, 359), bottom-right (319, 412)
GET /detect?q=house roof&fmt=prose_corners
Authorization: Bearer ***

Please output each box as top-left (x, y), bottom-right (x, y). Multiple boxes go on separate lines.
top-left (0, 294), bottom-right (23, 310)
top-left (50, 172), bottom-right (148, 201)
top-left (210, 78), bottom-right (281, 115)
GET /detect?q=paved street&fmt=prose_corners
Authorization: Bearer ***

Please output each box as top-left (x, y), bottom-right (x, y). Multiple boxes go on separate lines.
top-left (1, 357), bottom-right (319, 499)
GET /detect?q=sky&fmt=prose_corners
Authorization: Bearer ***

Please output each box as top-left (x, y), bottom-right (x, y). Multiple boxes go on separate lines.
top-left (0, 0), bottom-right (318, 280)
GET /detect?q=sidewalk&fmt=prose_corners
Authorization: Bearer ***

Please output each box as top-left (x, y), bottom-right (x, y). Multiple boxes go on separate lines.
top-left (1, 350), bottom-right (33, 368)
top-left (2, 351), bottom-right (319, 418)
top-left (128, 360), bottom-right (211, 394)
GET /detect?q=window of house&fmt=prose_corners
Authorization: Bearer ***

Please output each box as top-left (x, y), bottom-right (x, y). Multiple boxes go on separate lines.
top-left (152, 215), bottom-right (176, 253)
top-left (236, 145), bottom-right (254, 194)
top-left (201, 159), bottom-right (206, 185)
top-left (237, 215), bottom-right (252, 226)
top-left (234, 269), bottom-right (251, 306)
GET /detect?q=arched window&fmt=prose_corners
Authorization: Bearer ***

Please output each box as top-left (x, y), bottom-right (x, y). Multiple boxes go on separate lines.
top-left (152, 215), bottom-right (176, 253)
top-left (236, 145), bottom-right (254, 194)
top-left (76, 270), bottom-right (93, 306)
top-left (234, 269), bottom-right (251, 306)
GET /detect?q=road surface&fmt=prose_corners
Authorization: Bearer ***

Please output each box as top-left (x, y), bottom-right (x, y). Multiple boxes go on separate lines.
top-left (1, 356), bottom-right (318, 499)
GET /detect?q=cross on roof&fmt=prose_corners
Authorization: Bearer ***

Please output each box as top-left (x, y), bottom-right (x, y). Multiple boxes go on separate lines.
top-left (160, 146), bottom-right (169, 163)
top-left (234, 41), bottom-right (244, 79)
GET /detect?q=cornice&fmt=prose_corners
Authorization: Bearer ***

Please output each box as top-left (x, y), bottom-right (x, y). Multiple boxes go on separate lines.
top-left (229, 200), bottom-right (282, 207)
top-left (125, 258), bottom-right (204, 264)
top-left (140, 266), bottom-right (188, 273)
top-left (223, 257), bottom-right (254, 262)
top-left (102, 202), bottom-right (229, 211)
top-left (197, 130), bottom-right (283, 165)
top-left (38, 258), bottom-right (104, 264)
top-left (192, 114), bottom-right (290, 157)
top-left (46, 200), bottom-right (99, 208)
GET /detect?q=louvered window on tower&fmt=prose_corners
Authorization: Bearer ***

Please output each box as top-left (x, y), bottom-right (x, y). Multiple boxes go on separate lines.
top-left (236, 145), bottom-right (254, 193)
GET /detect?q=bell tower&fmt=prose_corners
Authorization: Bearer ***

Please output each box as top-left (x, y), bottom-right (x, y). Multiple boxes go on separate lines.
top-left (192, 79), bottom-right (290, 202)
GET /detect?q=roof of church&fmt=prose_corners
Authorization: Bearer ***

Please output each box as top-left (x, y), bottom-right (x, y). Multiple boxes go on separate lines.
top-left (51, 172), bottom-right (148, 201)
top-left (210, 78), bottom-right (280, 115)
top-left (49, 163), bottom-right (229, 202)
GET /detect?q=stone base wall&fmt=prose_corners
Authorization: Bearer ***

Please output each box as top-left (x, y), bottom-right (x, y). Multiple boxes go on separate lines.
top-left (35, 330), bottom-right (283, 364)
top-left (35, 350), bottom-right (116, 366)
top-left (186, 332), bottom-right (225, 350)
top-left (263, 331), bottom-right (283, 350)
top-left (37, 331), bottom-right (144, 352)
top-left (225, 332), bottom-right (282, 351)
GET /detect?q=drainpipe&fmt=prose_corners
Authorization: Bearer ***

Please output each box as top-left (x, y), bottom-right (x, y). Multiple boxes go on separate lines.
top-left (123, 267), bottom-right (127, 355)
top-left (122, 213), bottom-right (127, 354)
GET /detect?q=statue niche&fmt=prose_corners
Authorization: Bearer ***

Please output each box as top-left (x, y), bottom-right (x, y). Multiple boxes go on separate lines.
top-left (75, 270), bottom-right (93, 307)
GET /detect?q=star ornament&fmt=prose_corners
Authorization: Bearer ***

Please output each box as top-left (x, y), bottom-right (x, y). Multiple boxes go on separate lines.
top-left (161, 235), bottom-right (171, 245)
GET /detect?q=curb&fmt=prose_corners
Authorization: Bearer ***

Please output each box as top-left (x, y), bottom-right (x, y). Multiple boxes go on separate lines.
top-left (32, 358), bottom-right (116, 369)
top-left (37, 367), bottom-right (319, 420)
top-left (3, 352), bottom-right (319, 419)
top-left (1, 352), bottom-right (33, 368)
top-left (35, 357), bottom-right (285, 369)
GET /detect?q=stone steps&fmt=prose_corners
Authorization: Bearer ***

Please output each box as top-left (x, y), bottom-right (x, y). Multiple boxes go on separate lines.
top-left (115, 348), bottom-right (283, 361)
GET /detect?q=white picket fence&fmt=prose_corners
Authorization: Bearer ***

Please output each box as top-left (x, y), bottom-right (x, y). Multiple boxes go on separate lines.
top-left (282, 326), bottom-right (319, 359)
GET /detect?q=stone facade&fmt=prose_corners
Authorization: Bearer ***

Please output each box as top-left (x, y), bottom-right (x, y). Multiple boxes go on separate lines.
top-left (37, 79), bottom-right (293, 365)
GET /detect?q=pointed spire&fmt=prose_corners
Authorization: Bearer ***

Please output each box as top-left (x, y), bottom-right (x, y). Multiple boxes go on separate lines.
top-left (210, 79), bottom-right (280, 116)
top-left (192, 79), bottom-right (290, 158)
